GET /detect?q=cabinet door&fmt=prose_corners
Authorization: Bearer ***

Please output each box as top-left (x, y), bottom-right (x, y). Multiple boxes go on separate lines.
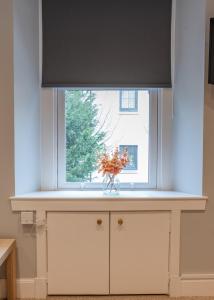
top-left (47, 212), bottom-right (109, 295)
top-left (110, 212), bottom-right (170, 294)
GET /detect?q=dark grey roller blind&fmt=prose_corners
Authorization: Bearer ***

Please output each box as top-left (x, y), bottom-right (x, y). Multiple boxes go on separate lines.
top-left (42, 0), bottom-right (172, 88)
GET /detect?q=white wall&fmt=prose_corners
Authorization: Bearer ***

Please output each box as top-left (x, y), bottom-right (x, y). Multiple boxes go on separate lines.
top-left (197, 0), bottom-right (214, 273)
top-left (172, 0), bottom-right (206, 195)
top-left (1, 0), bottom-right (214, 281)
top-left (0, 0), bottom-right (40, 278)
top-left (172, 0), bottom-right (214, 273)
top-left (13, 0), bottom-right (41, 194)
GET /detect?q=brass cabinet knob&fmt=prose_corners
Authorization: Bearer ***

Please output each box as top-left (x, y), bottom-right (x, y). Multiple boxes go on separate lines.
top-left (97, 219), bottom-right (102, 225)
top-left (118, 218), bottom-right (123, 225)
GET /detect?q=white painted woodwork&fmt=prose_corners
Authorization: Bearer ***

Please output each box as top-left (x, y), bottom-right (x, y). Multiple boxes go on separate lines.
top-left (2, 275), bottom-right (214, 298)
top-left (110, 212), bottom-right (170, 294)
top-left (10, 190), bottom-right (207, 200)
top-left (47, 212), bottom-right (109, 295)
top-left (35, 210), bottom-right (47, 298)
top-left (169, 210), bottom-right (181, 296)
top-left (10, 191), bottom-right (207, 212)
top-left (10, 192), bottom-right (207, 298)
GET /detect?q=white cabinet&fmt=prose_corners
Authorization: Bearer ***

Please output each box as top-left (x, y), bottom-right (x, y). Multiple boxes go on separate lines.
top-left (110, 212), bottom-right (170, 294)
top-left (47, 212), bottom-right (109, 295)
top-left (47, 211), bottom-right (170, 295)
top-left (11, 191), bottom-right (206, 298)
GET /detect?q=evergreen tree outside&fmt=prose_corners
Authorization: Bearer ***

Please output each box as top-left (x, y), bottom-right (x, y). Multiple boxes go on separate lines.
top-left (65, 90), bottom-right (106, 182)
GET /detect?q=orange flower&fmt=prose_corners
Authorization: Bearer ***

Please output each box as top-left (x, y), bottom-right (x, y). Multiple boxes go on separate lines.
top-left (98, 147), bottom-right (129, 176)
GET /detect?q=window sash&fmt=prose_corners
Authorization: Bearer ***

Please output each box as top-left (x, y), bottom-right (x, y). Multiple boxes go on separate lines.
top-left (57, 89), bottom-right (158, 190)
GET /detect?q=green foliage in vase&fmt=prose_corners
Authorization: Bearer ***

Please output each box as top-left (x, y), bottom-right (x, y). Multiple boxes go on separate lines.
top-left (65, 90), bottom-right (106, 182)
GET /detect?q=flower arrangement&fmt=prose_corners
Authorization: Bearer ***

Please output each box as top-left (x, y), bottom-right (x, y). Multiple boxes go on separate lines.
top-left (98, 147), bottom-right (129, 194)
top-left (99, 147), bottom-right (129, 175)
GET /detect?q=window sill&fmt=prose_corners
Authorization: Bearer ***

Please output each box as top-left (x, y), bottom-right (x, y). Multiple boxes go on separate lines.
top-left (10, 190), bottom-right (207, 212)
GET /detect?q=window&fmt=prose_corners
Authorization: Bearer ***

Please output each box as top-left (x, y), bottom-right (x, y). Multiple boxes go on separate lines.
top-left (119, 145), bottom-right (138, 171)
top-left (57, 89), bottom-right (157, 189)
top-left (120, 90), bottom-right (138, 112)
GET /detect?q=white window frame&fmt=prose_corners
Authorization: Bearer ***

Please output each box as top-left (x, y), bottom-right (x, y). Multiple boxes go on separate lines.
top-left (40, 88), bottom-right (172, 191)
top-left (57, 88), bottom-right (158, 190)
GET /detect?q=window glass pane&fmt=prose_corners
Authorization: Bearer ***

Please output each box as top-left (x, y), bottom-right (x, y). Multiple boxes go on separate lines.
top-left (128, 98), bottom-right (136, 109)
top-left (128, 91), bottom-right (136, 100)
top-left (122, 98), bottom-right (129, 109)
top-left (120, 90), bottom-right (137, 111)
top-left (64, 89), bottom-right (150, 184)
top-left (120, 145), bottom-right (138, 170)
top-left (123, 91), bottom-right (129, 98)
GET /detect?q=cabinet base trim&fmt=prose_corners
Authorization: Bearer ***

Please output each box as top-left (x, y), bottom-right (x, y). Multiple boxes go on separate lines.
top-left (1, 275), bottom-right (214, 298)
top-left (0, 278), bottom-right (39, 299)
top-left (171, 274), bottom-right (214, 296)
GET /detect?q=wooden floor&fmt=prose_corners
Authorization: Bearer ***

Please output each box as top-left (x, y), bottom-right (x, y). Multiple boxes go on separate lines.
top-left (46, 296), bottom-right (214, 300)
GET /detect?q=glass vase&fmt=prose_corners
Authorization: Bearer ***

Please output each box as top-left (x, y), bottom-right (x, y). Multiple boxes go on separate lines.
top-left (103, 173), bottom-right (120, 196)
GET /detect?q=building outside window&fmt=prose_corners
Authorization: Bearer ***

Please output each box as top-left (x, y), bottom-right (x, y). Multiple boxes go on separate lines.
top-left (119, 90), bottom-right (138, 112)
top-left (119, 145), bottom-right (138, 171)
top-left (57, 89), bottom-right (157, 189)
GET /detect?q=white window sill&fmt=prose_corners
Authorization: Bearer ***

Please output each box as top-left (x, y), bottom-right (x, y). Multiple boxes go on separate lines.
top-left (10, 190), bottom-right (207, 212)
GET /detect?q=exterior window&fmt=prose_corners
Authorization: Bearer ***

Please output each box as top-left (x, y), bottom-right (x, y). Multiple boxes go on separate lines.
top-left (120, 90), bottom-right (138, 112)
top-left (57, 89), bottom-right (158, 189)
top-left (119, 145), bottom-right (138, 170)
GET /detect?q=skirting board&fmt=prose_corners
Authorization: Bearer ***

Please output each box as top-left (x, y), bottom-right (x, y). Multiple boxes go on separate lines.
top-left (179, 274), bottom-right (214, 296)
top-left (0, 278), bottom-right (46, 299)
top-left (1, 275), bottom-right (214, 298)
